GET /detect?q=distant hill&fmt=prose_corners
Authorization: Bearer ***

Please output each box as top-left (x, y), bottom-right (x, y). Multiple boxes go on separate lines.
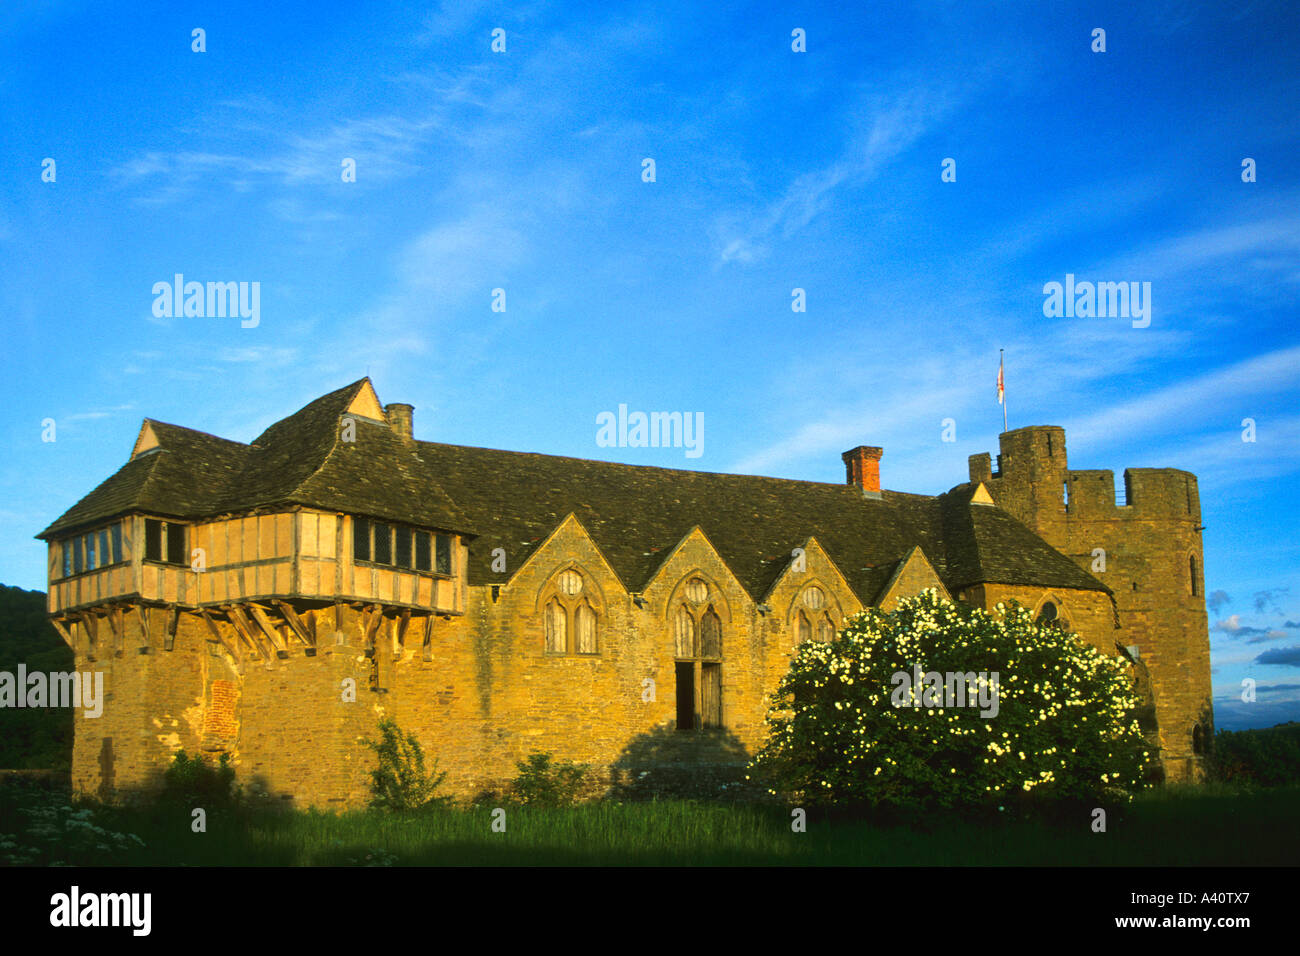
top-left (0, 584), bottom-right (73, 769)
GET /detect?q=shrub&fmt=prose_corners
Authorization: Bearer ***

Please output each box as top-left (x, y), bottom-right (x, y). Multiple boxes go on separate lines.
top-left (363, 718), bottom-right (450, 811)
top-left (159, 750), bottom-right (238, 808)
top-left (749, 589), bottom-right (1152, 815)
top-left (1208, 723), bottom-right (1300, 787)
top-left (509, 752), bottom-right (590, 807)
top-left (1, 799), bottom-right (146, 866)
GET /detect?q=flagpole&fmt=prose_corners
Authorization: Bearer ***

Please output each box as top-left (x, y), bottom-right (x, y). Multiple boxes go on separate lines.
top-left (1000, 349), bottom-right (1007, 433)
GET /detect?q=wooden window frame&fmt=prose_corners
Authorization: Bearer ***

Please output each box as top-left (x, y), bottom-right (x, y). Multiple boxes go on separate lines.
top-left (143, 518), bottom-right (188, 568)
top-left (544, 597), bottom-right (568, 654)
top-left (674, 603), bottom-right (723, 730)
top-left (352, 517), bottom-right (453, 579)
top-left (58, 519), bottom-right (130, 581)
top-left (541, 568), bottom-right (601, 657)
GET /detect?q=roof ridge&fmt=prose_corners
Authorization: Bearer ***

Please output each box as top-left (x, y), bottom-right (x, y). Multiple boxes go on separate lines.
top-left (146, 419), bottom-right (251, 449)
top-left (412, 437), bottom-right (930, 498)
top-left (251, 378), bottom-right (371, 447)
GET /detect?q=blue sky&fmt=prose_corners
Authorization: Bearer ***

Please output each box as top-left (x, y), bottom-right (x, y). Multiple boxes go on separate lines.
top-left (1, 1), bottom-right (1297, 729)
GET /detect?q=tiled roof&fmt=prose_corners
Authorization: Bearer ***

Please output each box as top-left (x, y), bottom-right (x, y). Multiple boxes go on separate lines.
top-left (37, 380), bottom-right (469, 539)
top-left (37, 379), bottom-right (1110, 604)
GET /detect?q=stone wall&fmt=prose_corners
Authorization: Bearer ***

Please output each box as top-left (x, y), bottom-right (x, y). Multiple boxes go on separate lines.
top-left (69, 477), bottom-right (1204, 805)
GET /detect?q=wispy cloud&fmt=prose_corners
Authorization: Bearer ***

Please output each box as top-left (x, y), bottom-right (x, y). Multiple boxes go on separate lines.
top-left (1064, 346), bottom-right (1300, 446)
top-left (111, 114), bottom-right (440, 205)
top-left (714, 86), bottom-right (961, 264)
top-left (66, 404), bottom-right (135, 422)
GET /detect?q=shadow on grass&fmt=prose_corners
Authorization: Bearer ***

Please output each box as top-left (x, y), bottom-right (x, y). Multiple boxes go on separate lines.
top-left (4, 776), bottom-right (1298, 866)
top-left (608, 722), bottom-right (770, 803)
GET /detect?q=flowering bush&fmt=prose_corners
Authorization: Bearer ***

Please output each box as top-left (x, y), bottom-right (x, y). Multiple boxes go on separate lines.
top-left (749, 590), bottom-right (1151, 814)
top-left (0, 798), bottom-right (145, 866)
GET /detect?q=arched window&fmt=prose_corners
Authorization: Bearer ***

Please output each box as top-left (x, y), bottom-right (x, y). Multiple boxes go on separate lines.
top-left (674, 606), bottom-right (697, 657)
top-left (1189, 555), bottom-right (1199, 597)
top-left (685, 577), bottom-right (708, 604)
top-left (542, 567), bottom-right (600, 655)
top-left (674, 601), bottom-right (723, 731)
top-left (575, 601), bottom-right (597, 655)
top-left (544, 598), bottom-right (567, 653)
top-left (1036, 601), bottom-right (1058, 626)
top-left (701, 608), bottom-right (722, 658)
top-left (793, 586), bottom-right (838, 643)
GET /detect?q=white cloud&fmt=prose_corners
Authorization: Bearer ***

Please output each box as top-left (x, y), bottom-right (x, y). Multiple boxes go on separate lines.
top-left (1064, 346), bottom-right (1300, 448)
top-left (713, 86), bottom-right (962, 265)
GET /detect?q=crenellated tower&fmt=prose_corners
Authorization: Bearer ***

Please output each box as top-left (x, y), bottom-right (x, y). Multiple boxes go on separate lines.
top-left (970, 426), bottom-right (1213, 782)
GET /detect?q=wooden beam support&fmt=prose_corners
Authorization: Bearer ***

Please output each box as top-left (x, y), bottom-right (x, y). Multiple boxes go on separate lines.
top-left (200, 608), bottom-right (243, 667)
top-left (164, 606), bottom-right (179, 651)
top-left (50, 617), bottom-right (76, 652)
top-left (421, 613), bottom-right (434, 662)
top-left (109, 606), bottom-right (126, 651)
top-left (80, 611), bottom-right (101, 655)
top-left (76, 618), bottom-right (94, 662)
top-left (247, 604), bottom-right (289, 657)
top-left (273, 599), bottom-right (314, 648)
top-left (225, 605), bottom-right (272, 660)
top-left (219, 606), bottom-right (255, 656)
top-left (362, 604), bottom-right (383, 654)
top-left (134, 605), bottom-right (150, 654)
top-left (394, 608), bottom-right (411, 655)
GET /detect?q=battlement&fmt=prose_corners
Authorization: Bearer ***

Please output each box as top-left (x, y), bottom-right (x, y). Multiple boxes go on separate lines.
top-left (1062, 468), bottom-right (1199, 519)
top-left (969, 428), bottom-right (1201, 523)
top-left (1065, 469), bottom-right (1117, 512)
top-left (995, 425), bottom-right (1068, 478)
top-left (1120, 468), bottom-right (1201, 521)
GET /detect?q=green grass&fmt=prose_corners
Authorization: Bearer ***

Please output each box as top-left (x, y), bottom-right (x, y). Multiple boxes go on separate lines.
top-left (3, 780), bottom-right (1298, 865)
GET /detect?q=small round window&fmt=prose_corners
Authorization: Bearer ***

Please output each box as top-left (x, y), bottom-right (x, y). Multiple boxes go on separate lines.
top-left (802, 586), bottom-right (826, 610)
top-left (557, 569), bottom-right (583, 596)
top-left (685, 577), bottom-right (708, 604)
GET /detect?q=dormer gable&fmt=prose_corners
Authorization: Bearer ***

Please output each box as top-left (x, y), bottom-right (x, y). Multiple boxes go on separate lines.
top-left (343, 378), bottom-right (386, 423)
top-left (874, 545), bottom-right (950, 610)
top-left (130, 420), bottom-right (161, 459)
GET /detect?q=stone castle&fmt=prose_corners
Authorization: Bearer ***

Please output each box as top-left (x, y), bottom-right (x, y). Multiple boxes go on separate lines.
top-left (37, 379), bottom-right (1213, 805)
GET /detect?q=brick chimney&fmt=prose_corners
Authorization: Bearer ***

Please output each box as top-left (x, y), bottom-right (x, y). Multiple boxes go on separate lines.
top-left (842, 445), bottom-right (883, 499)
top-left (384, 403), bottom-right (414, 441)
